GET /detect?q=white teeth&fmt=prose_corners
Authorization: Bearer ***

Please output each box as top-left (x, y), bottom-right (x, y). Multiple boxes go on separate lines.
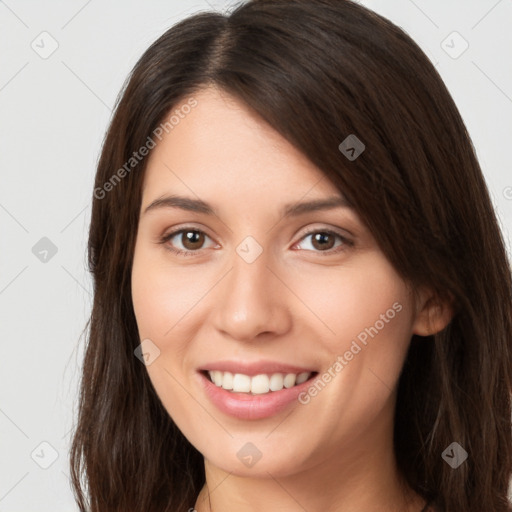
top-left (283, 373), bottom-right (296, 388)
top-left (269, 373), bottom-right (284, 391)
top-left (251, 374), bottom-right (270, 394)
top-left (213, 370), bottom-right (223, 387)
top-left (207, 370), bottom-right (312, 394)
top-left (221, 371), bottom-right (233, 390)
top-left (296, 372), bottom-right (309, 384)
top-left (232, 373), bottom-right (251, 392)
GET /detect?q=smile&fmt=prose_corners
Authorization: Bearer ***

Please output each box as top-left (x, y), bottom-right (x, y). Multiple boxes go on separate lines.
top-left (197, 362), bottom-right (319, 420)
top-left (207, 370), bottom-right (312, 394)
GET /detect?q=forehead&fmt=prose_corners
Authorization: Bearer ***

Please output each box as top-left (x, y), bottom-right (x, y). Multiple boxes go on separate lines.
top-left (142, 86), bottom-right (340, 203)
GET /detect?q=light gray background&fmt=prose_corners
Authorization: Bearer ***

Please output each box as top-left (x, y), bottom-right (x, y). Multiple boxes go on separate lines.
top-left (1, 0), bottom-right (511, 510)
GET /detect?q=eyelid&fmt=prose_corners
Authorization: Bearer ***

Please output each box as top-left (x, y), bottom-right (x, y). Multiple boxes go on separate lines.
top-left (295, 224), bottom-right (353, 241)
top-left (160, 222), bottom-right (216, 241)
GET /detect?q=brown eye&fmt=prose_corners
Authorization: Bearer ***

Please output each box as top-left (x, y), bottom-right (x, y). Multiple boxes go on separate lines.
top-left (310, 232), bottom-right (336, 251)
top-left (181, 230), bottom-right (205, 250)
top-left (294, 229), bottom-right (353, 255)
top-left (159, 228), bottom-right (217, 256)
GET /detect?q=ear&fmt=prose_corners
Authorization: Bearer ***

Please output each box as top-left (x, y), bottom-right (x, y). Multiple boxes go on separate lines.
top-left (412, 288), bottom-right (454, 336)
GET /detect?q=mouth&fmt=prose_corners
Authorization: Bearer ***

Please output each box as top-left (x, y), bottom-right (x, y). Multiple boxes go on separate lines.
top-left (196, 361), bottom-right (319, 420)
top-left (201, 369), bottom-right (318, 395)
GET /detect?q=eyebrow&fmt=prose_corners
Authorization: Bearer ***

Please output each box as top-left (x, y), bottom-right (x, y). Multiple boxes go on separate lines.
top-left (143, 194), bottom-right (352, 217)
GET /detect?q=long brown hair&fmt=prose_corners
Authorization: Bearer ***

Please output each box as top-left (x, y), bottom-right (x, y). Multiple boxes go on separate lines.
top-left (70, 1), bottom-right (512, 510)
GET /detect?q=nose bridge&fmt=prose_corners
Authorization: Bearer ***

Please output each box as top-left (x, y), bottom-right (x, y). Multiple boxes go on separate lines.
top-left (213, 245), bottom-right (291, 340)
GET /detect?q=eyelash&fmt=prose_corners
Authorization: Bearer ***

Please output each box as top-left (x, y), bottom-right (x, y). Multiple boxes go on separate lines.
top-left (158, 226), bottom-right (354, 258)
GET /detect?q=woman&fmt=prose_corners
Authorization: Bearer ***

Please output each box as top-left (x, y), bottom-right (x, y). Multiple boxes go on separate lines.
top-left (70, 1), bottom-right (512, 511)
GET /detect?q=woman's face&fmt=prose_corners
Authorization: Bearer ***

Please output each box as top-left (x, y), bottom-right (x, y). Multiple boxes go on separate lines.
top-left (131, 86), bottom-right (426, 478)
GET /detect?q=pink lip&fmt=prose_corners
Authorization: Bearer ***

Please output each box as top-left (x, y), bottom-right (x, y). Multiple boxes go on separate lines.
top-left (199, 360), bottom-right (315, 376)
top-left (197, 369), bottom-right (317, 421)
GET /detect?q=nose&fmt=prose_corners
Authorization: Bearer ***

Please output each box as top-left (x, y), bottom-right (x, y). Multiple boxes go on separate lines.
top-left (211, 248), bottom-right (292, 342)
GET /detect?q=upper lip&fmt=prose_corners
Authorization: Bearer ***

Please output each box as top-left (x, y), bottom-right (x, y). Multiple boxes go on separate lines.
top-left (199, 360), bottom-right (317, 376)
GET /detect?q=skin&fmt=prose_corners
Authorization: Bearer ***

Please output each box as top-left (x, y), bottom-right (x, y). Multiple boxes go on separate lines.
top-left (131, 86), bottom-right (452, 512)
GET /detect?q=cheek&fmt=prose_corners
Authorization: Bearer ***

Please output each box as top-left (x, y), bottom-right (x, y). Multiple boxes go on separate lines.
top-left (289, 254), bottom-right (414, 362)
top-left (285, 256), bottom-right (414, 447)
top-left (131, 245), bottom-right (209, 340)
top-left (131, 245), bottom-right (206, 422)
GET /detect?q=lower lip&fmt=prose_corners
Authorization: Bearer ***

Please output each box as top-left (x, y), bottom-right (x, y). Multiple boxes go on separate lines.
top-left (198, 372), bottom-right (316, 420)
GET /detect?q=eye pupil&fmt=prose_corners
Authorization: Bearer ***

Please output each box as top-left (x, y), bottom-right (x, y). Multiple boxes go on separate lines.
top-left (312, 232), bottom-right (335, 250)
